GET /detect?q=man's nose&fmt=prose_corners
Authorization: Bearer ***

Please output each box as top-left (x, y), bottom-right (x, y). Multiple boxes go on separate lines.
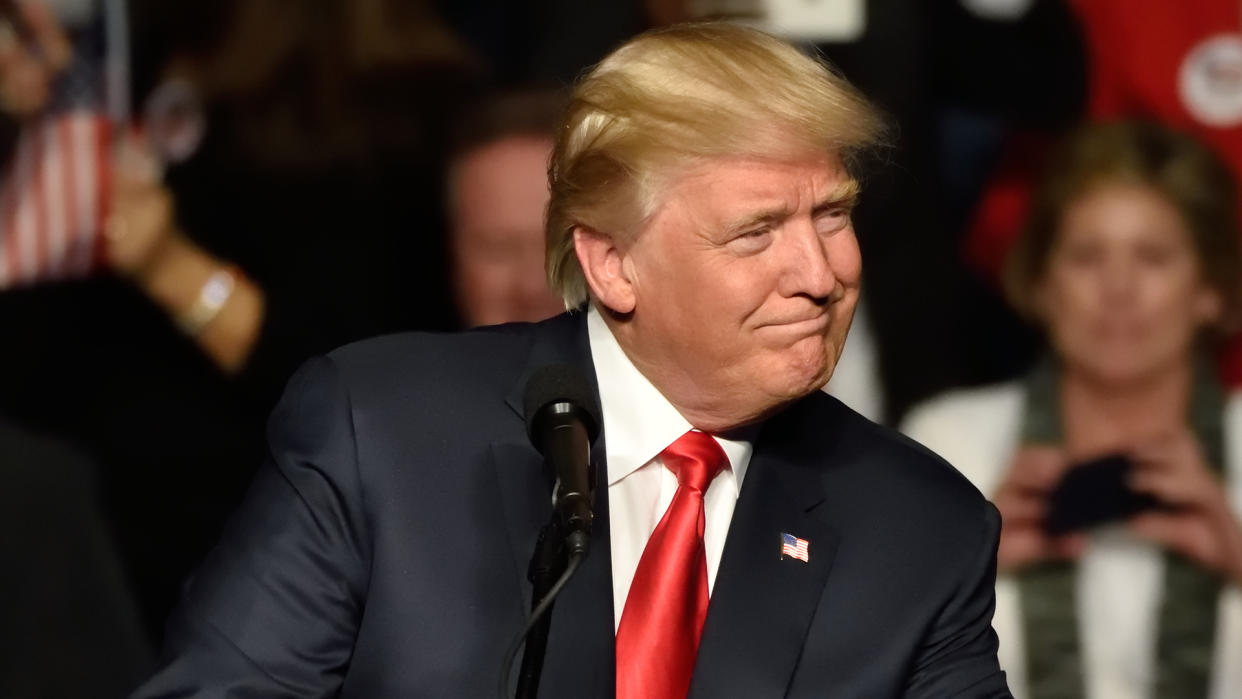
top-left (777, 221), bottom-right (836, 300)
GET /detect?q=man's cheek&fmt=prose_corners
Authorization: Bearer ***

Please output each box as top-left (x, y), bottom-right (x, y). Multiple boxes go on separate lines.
top-left (827, 236), bottom-right (863, 280)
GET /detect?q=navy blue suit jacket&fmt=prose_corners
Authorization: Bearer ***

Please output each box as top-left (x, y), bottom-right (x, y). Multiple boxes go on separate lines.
top-left (134, 311), bottom-right (1010, 697)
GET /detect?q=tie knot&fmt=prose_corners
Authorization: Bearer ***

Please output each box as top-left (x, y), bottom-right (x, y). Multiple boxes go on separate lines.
top-left (661, 430), bottom-right (727, 492)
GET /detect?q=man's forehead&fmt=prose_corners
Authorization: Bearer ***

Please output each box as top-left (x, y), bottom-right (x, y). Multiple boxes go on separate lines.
top-left (663, 154), bottom-right (858, 217)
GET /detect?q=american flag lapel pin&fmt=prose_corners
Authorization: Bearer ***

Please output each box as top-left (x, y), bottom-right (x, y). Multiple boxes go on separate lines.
top-left (780, 532), bottom-right (809, 563)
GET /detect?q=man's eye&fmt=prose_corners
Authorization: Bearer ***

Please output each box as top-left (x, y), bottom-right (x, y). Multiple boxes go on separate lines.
top-left (728, 227), bottom-right (772, 253)
top-left (815, 209), bottom-right (850, 234)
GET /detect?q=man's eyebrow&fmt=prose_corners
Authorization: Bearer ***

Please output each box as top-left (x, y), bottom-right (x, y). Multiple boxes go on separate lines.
top-left (720, 179), bottom-right (861, 234)
top-left (812, 178), bottom-right (861, 212)
top-left (722, 205), bottom-right (795, 234)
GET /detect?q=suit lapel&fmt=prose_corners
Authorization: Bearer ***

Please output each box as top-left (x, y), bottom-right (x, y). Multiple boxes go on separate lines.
top-left (690, 410), bottom-right (839, 699)
top-left (489, 440), bottom-right (553, 610)
top-left (493, 311), bottom-right (616, 696)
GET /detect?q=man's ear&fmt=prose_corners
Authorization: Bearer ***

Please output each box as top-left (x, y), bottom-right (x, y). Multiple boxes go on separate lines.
top-left (574, 226), bottom-right (636, 314)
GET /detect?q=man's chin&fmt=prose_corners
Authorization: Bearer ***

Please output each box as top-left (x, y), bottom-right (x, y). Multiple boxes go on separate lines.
top-left (769, 349), bottom-right (834, 401)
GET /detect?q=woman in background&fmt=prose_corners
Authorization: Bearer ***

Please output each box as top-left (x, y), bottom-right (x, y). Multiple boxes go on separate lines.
top-left (903, 121), bottom-right (1242, 698)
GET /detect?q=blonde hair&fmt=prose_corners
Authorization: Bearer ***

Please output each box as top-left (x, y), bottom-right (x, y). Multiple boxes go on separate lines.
top-left (545, 22), bottom-right (886, 307)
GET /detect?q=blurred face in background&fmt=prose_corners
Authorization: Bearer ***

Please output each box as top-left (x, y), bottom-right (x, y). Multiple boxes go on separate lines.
top-left (1036, 182), bottom-right (1222, 385)
top-left (449, 135), bottom-right (565, 328)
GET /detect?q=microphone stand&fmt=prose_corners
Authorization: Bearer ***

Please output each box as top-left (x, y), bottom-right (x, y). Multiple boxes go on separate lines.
top-left (515, 521), bottom-right (567, 699)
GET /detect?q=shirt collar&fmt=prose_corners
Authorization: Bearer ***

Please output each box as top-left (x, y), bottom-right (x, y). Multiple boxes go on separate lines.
top-left (586, 305), bottom-right (753, 491)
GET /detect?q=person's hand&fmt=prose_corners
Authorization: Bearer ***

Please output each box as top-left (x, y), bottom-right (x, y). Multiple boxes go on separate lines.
top-left (993, 446), bottom-right (1086, 575)
top-left (0, 1), bottom-right (71, 118)
top-left (1128, 431), bottom-right (1242, 586)
top-left (104, 140), bottom-right (176, 280)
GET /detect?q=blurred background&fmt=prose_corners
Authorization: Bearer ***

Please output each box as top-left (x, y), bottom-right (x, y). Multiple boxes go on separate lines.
top-left (3, 0), bottom-right (1242, 697)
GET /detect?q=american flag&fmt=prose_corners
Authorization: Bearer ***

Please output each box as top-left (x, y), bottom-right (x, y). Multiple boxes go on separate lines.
top-left (0, 0), bottom-right (125, 288)
top-left (781, 532), bottom-right (809, 562)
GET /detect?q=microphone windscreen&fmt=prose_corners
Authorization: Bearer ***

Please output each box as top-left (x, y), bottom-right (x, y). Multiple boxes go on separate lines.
top-left (522, 364), bottom-right (601, 444)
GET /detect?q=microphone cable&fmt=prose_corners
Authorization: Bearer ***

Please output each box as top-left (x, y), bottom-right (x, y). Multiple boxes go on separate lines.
top-left (497, 551), bottom-right (585, 699)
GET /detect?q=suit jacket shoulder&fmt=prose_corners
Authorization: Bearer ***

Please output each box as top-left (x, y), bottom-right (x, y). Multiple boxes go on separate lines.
top-left (698, 392), bottom-right (1009, 698)
top-left (324, 322), bottom-right (536, 405)
top-left (136, 314), bottom-right (601, 698)
top-left (780, 390), bottom-right (993, 528)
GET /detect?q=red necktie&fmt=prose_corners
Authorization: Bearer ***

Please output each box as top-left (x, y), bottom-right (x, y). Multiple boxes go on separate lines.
top-left (615, 430), bottom-right (727, 699)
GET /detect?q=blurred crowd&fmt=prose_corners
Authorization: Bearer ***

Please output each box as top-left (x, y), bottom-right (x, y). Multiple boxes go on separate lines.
top-left (2, 0), bottom-right (1242, 697)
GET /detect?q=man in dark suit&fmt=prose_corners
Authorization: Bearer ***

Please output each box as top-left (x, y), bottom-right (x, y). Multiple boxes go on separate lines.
top-left (134, 23), bottom-right (1010, 698)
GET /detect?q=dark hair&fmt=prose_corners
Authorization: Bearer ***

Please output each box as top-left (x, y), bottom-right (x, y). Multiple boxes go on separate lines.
top-left (448, 89), bottom-right (567, 163)
top-left (1005, 120), bottom-right (1242, 332)
top-left (134, 0), bottom-right (480, 170)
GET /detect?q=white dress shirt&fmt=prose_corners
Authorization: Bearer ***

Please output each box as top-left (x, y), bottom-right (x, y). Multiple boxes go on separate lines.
top-left (586, 307), bottom-right (755, 631)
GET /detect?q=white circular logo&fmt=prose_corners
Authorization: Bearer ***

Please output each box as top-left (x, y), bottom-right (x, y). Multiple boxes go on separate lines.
top-left (1179, 34), bottom-right (1242, 127)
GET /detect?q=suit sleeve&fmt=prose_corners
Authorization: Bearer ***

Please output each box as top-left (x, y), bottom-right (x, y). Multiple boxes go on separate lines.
top-left (132, 355), bottom-right (372, 698)
top-left (904, 501), bottom-right (1013, 698)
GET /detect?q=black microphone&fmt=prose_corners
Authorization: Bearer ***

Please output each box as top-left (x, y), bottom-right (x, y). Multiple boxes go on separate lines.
top-left (501, 365), bottom-right (601, 698)
top-left (522, 364), bottom-right (601, 557)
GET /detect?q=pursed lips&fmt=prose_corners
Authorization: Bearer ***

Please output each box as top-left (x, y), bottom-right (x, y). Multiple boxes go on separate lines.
top-left (756, 312), bottom-right (831, 335)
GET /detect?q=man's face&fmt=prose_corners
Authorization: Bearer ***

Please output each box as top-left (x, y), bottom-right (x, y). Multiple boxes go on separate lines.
top-left (609, 154), bottom-right (862, 429)
top-left (449, 136), bottom-right (565, 328)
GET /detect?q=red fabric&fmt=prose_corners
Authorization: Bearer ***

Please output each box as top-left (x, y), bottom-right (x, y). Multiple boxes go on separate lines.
top-left (964, 0), bottom-right (1242, 383)
top-left (963, 134), bottom-right (1048, 285)
top-left (615, 430), bottom-right (726, 699)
